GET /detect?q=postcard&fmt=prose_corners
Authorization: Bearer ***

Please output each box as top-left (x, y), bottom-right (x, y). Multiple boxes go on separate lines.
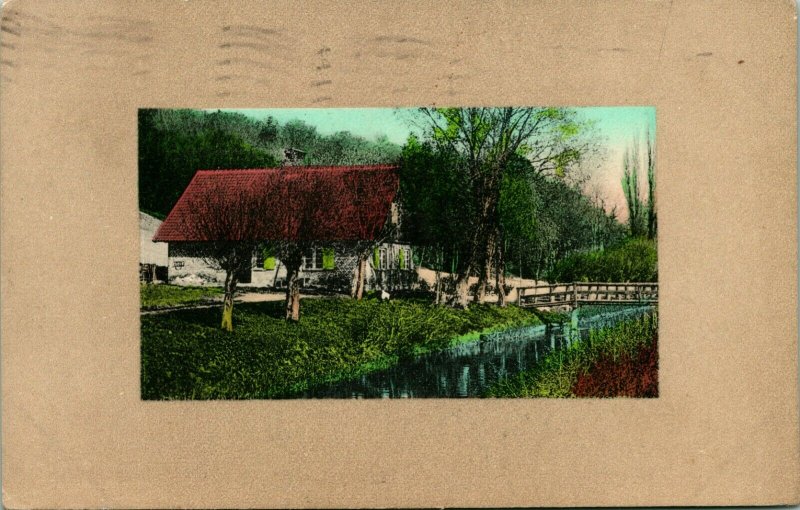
top-left (139, 106), bottom-right (659, 400)
top-left (2, 1), bottom-right (797, 508)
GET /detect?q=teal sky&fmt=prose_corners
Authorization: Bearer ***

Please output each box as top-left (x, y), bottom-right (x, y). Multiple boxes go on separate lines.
top-left (210, 107), bottom-right (655, 216)
top-left (213, 106), bottom-right (654, 147)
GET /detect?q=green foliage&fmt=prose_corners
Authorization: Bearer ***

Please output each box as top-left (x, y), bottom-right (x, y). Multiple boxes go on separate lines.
top-left (621, 133), bottom-right (657, 239)
top-left (398, 248), bottom-right (406, 269)
top-left (400, 112), bottom-right (626, 281)
top-left (322, 247), bottom-right (335, 270)
top-left (485, 311), bottom-right (657, 397)
top-left (398, 138), bottom-right (475, 273)
top-left (547, 238), bottom-right (657, 283)
top-left (499, 156), bottom-right (627, 280)
top-left (646, 134), bottom-right (657, 239)
top-left (138, 109), bottom-right (280, 217)
top-left (309, 130), bottom-right (402, 165)
top-left (621, 144), bottom-right (644, 237)
top-left (140, 284), bottom-right (223, 309)
top-left (141, 298), bottom-right (541, 399)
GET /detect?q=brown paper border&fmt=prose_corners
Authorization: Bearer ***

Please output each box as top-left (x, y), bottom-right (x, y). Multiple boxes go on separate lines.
top-left (1, 0), bottom-right (798, 507)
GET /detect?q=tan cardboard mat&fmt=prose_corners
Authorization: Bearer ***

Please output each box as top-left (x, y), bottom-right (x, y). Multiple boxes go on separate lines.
top-left (1, 0), bottom-right (798, 507)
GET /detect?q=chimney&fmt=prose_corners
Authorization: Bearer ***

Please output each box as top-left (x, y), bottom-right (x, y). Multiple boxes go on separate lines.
top-left (282, 147), bottom-right (306, 167)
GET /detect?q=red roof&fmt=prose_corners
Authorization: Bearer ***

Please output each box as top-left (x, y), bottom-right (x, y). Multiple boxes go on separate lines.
top-left (153, 165), bottom-right (400, 242)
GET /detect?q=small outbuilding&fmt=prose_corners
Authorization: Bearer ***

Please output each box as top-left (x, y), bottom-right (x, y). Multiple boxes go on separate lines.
top-left (139, 211), bottom-right (168, 283)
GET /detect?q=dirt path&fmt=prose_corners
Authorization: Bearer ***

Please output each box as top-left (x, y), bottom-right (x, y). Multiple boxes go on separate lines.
top-left (141, 291), bottom-right (324, 315)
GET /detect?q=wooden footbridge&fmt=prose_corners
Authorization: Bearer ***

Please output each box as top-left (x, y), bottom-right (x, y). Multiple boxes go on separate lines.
top-left (516, 282), bottom-right (658, 309)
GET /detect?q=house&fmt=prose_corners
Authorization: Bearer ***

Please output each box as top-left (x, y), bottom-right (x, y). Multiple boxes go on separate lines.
top-left (139, 211), bottom-right (168, 283)
top-left (152, 164), bottom-right (416, 292)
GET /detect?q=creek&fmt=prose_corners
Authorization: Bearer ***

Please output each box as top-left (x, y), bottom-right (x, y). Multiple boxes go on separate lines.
top-left (301, 305), bottom-right (654, 398)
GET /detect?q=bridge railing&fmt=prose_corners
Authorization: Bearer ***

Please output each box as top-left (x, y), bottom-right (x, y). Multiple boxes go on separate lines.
top-left (516, 282), bottom-right (658, 308)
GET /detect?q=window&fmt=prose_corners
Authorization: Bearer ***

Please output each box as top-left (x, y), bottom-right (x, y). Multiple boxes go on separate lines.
top-left (372, 247), bottom-right (390, 270)
top-left (255, 246), bottom-right (276, 270)
top-left (398, 247), bottom-right (411, 270)
top-left (321, 247), bottom-right (335, 270)
top-left (301, 247), bottom-right (335, 271)
top-left (303, 248), bottom-right (320, 270)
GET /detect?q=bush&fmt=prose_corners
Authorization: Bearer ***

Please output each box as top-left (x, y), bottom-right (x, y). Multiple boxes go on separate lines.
top-left (547, 238), bottom-right (657, 282)
top-left (572, 332), bottom-right (658, 397)
top-left (485, 311), bottom-right (658, 398)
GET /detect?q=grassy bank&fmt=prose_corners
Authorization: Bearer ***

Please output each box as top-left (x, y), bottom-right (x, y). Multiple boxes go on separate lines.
top-left (485, 311), bottom-right (658, 398)
top-left (141, 284), bottom-right (223, 309)
top-left (141, 297), bottom-right (541, 399)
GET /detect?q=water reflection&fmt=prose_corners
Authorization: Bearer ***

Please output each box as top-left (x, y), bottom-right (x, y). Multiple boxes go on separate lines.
top-left (301, 305), bottom-right (653, 399)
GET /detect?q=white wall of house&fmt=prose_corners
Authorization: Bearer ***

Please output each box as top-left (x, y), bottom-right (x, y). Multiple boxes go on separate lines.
top-left (140, 212), bottom-right (168, 266)
top-left (166, 242), bottom-right (416, 292)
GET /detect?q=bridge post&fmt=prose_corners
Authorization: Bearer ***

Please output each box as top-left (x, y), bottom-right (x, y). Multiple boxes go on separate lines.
top-left (568, 307), bottom-right (580, 346)
top-left (572, 282), bottom-right (578, 309)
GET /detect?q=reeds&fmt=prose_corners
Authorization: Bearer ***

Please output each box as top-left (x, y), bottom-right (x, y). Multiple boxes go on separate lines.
top-left (485, 311), bottom-right (658, 398)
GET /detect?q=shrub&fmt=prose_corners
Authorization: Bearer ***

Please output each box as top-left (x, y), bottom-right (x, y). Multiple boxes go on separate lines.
top-left (548, 238), bottom-right (657, 282)
top-left (485, 311), bottom-right (658, 398)
top-left (572, 332), bottom-right (658, 397)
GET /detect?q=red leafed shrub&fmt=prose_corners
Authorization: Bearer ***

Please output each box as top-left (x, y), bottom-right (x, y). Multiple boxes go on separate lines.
top-left (572, 333), bottom-right (659, 398)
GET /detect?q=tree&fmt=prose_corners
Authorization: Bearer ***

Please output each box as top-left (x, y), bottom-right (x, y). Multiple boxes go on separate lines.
top-left (621, 131), bottom-right (656, 239)
top-left (621, 141), bottom-right (644, 237)
top-left (646, 131), bottom-right (657, 240)
top-left (270, 172), bottom-right (328, 321)
top-left (269, 167), bottom-right (399, 319)
top-left (411, 107), bottom-right (597, 307)
top-left (398, 136), bottom-right (474, 302)
top-left (177, 177), bottom-right (279, 331)
top-left (279, 119), bottom-right (319, 157)
top-left (299, 131), bottom-right (402, 298)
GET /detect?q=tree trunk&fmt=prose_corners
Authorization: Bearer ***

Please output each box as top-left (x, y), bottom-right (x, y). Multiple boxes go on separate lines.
top-left (285, 262), bottom-right (301, 321)
top-left (496, 228), bottom-right (506, 307)
top-left (474, 223), bottom-right (497, 304)
top-left (434, 270), bottom-right (442, 305)
top-left (450, 169), bottom-right (502, 308)
top-left (450, 216), bottom-right (486, 308)
top-left (433, 247), bottom-right (443, 305)
top-left (221, 270), bottom-right (238, 332)
top-left (351, 250), bottom-right (368, 300)
top-left (451, 242), bottom-right (479, 308)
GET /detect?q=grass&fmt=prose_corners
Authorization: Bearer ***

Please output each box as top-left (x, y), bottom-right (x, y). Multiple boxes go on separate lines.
top-left (141, 297), bottom-right (541, 399)
top-left (485, 310), bottom-right (658, 398)
top-left (140, 284), bottom-right (223, 309)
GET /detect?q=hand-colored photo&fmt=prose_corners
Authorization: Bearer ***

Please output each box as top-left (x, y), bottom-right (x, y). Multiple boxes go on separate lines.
top-left (139, 107), bottom-right (657, 399)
